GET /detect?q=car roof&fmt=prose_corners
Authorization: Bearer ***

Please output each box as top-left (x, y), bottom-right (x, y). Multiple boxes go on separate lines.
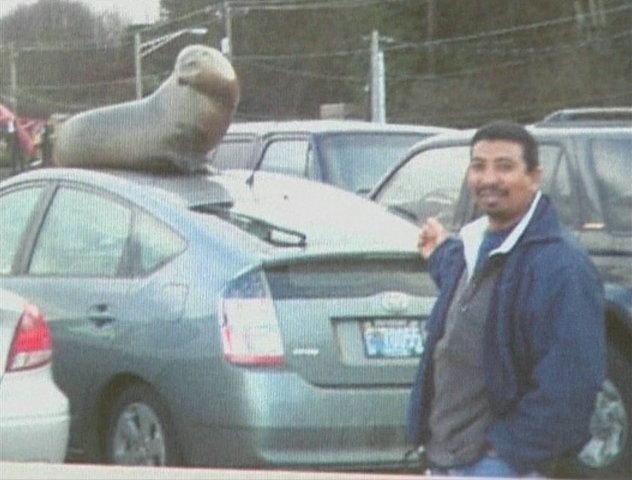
top-left (223, 119), bottom-right (453, 136)
top-left (0, 167), bottom-right (233, 208)
top-left (395, 123), bottom-right (632, 152)
top-left (535, 107), bottom-right (632, 127)
top-left (1, 166), bottom-right (421, 256)
top-left (529, 124), bottom-right (632, 138)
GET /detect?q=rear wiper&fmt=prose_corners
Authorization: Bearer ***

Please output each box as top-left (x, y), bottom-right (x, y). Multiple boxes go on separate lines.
top-left (259, 219), bottom-right (307, 247)
top-left (229, 212), bottom-right (307, 247)
top-left (192, 203), bottom-right (307, 247)
top-left (191, 200), bottom-right (234, 212)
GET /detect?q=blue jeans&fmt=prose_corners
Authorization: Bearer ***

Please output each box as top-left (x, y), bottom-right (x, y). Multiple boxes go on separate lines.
top-left (428, 454), bottom-right (543, 477)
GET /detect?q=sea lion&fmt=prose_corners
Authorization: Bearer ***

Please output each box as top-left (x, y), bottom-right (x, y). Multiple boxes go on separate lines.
top-left (54, 45), bottom-right (240, 172)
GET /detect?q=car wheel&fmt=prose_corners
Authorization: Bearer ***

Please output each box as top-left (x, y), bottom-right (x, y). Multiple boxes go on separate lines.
top-left (558, 342), bottom-right (631, 478)
top-left (105, 383), bottom-right (180, 466)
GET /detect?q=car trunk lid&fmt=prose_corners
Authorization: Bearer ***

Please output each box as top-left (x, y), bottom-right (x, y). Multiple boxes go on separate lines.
top-left (263, 253), bottom-right (437, 387)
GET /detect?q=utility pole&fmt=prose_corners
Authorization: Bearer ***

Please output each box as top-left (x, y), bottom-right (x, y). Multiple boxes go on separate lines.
top-left (426, 0), bottom-right (435, 74)
top-left (9, 43), bottom-right (18, 112)
top-left (221, 0), bottom-right (233, 60)
top-left (370, 30), bottom-right (386, 123)
top-left (134, 32), bottom-right (142, 99)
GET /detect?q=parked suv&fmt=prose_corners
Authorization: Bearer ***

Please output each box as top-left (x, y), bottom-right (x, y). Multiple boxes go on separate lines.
top-left (206, 119), bottom-right (453, 195)
top-left (370, 121), bottom-right (632, 478)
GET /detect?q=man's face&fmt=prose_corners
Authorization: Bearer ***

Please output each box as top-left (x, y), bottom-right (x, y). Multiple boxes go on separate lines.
top-left (467, 139), bottom-right (541, 231)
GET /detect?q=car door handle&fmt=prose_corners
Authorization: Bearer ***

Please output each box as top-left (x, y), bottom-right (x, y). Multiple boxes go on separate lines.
top-left (87, 304), bottom-right (115, 327)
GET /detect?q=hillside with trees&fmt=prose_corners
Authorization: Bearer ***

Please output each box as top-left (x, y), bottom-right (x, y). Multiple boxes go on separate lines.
top-left (1, 0), bottom-right (630, 127)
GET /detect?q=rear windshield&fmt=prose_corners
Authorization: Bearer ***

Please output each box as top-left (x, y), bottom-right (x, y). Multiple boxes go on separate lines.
top-left (208, 138), bottom-right (256, 169)
top-left (319, 132), bottom-right (430, 194)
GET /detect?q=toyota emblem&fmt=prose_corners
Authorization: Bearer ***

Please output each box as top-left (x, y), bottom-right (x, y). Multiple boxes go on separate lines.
top-left (380, 291), bottom-right (410, 313)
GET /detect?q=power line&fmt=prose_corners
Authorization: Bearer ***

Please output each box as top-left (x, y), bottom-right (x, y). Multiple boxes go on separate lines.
top-left (227, 0), bottom-right (388, 11)
top-left (233, 2), bottom-right (632, 59)
top-left (244, 60), bottom-right (365, 83)
top-left (130, 0), bottom-right (401, 39)
top-left (392, 90), bottom-right (632, 125)
top-left (1, 90), bottom-right (100, 112)
top-left (230, 28), bottom-right (631, 84)
top-left (386, 29), bottom-right (632, 82)
top-left (385, 3), bottom-right (632, 52)
top-left (7, 28), bottom-right (628, 92)
top-left (15, 72), bottom-right (169, 91)
top-left (2, 2), bottom-right (629, 56)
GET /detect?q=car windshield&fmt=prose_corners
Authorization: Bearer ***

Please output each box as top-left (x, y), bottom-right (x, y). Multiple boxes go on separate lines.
top-left (374, 135), bottom-right (631, 248)
top-left (319, 133), bottom-right (428, 194)
top-left (374, 145), bottom-right (471, 228)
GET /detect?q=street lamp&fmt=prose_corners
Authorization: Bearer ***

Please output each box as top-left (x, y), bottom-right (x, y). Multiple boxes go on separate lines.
top-left (134, 27), bottom-right (208, 99)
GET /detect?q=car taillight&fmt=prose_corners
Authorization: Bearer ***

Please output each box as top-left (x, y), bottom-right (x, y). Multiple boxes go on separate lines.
top-left (5, 304), bottom-right (53, 372)
top-left (219, 269), bottom-right (284, 366)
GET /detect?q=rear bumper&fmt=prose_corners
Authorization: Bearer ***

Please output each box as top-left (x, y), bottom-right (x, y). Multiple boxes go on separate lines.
top-left (168, 368), bottom-right (419, 470)
top-left (0, 368), bottom-right (70, 463)
top-left (183, 424), bottom-right (422, 472)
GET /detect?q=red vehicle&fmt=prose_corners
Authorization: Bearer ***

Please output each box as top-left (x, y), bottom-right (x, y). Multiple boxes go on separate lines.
top-left (0, 103), bottom-right (46, 176)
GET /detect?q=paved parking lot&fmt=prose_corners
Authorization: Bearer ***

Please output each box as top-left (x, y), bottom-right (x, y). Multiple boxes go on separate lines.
top-left (1, 463), bottom-right (427, 480)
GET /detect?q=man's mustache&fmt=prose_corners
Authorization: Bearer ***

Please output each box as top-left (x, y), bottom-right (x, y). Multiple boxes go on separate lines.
top-left (475, 187), bottom-right (506, 196)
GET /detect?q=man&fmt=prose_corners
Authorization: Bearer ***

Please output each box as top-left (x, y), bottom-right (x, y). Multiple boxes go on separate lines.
top-left (40, 122), bottom-right (54, 166)
top-left (407, 121), bottom-right (606, 477)
top-left (6, 119), bottom-right (24, 173)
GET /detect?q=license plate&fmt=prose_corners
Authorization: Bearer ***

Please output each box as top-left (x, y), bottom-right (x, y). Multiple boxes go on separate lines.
top-left (361, 319), bottom-right (425, 358)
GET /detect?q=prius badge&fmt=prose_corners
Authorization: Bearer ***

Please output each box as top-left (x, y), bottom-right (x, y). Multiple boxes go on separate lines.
top-left (380, 291), bottom-right (410, 314)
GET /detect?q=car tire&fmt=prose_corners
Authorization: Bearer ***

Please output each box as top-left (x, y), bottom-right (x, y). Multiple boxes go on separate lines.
top-left (105, 383), bottom-right (181, 466)
top-left (557, 342), bottom-right (631, 478)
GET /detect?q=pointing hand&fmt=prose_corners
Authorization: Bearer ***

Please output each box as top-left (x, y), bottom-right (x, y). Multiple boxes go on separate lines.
top-left (417, 217), bottom-right (449, 260)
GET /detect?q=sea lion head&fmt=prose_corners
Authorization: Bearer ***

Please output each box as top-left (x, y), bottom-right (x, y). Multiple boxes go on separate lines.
top-left (176, 45), bottom-right (240, 111)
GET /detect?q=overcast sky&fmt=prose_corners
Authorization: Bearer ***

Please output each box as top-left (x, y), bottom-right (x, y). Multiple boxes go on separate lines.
top-left (1, 0), bottom-right (161, 24)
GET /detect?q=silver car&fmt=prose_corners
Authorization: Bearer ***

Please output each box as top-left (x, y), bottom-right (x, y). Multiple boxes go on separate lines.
top-left (0, 287), bottom-right (70, 462)
top-left (207, 120), bottom-right (454, 195)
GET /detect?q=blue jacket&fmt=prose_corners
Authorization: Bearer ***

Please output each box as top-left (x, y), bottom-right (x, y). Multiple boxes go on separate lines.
top-left (407, 193), bottom-right (607, 474)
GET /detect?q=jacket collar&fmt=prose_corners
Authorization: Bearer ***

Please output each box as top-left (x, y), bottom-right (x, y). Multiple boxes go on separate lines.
top-left (461, 191), bottom-right (543, 280)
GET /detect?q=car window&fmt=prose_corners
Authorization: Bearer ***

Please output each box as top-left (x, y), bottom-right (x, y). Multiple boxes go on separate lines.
top-left (0, 186), bottom-right (44, 274)
top-left (259, 139), bottom-right (313, 178)
top-left (320, 133), bottom-right (427, 194)
top-left (538, 144), bottom-right (580, 229)
top-left (374, 145), bottom-right (471, 228)
top-left (208, 138), bottom-right (256, 169)
top-left (133, 211), bottom-right (186, 274)
top-left (591, 138), bottom-right (632, 232)
top-left (29, 188), bottom-right (132, 276)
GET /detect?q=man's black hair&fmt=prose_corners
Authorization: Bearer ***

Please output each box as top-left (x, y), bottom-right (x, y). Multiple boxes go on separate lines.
top-left (471, 120), bottom-right (539, 172)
